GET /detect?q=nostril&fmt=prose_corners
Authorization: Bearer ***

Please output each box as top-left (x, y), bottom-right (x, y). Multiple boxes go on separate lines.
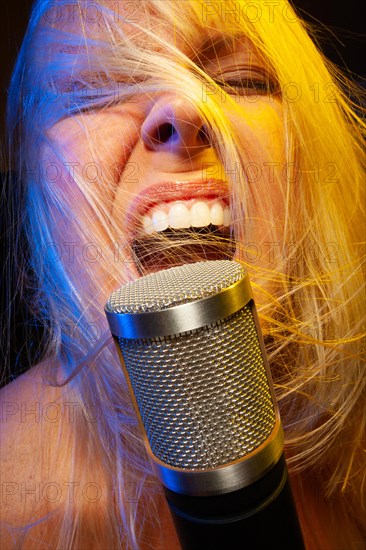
top-left (154, 123), bottom-right (177, 144)
top-left (198, 124), bottom-right (211, 146)
top-left (143, 116), bottom-right (211, 151)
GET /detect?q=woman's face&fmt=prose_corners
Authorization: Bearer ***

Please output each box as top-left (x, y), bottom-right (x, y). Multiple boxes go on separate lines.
top-left (47, 7), bottom-right (285, 294)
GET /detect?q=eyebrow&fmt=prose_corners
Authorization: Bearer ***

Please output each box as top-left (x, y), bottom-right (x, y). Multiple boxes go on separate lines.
top-left (199, 33), bottom-right (246, 58)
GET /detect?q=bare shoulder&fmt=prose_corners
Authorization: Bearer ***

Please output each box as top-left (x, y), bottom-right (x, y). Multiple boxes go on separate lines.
top-left (0, 362), bottom-right (74, 546)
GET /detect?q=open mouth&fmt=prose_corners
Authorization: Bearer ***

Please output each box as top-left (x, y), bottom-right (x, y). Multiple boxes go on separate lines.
top-left (127, 181), bottom-right (236, 274)
top-left (132, 224), bottom-right (235, 274)
top-left (141, 198), bottom-right (231, 234)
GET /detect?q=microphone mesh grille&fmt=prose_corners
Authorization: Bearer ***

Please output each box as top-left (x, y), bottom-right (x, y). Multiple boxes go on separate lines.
top-left (117, 302), bottom-right (276, 470)
top-left (106, 260), bottom-right (244, 314)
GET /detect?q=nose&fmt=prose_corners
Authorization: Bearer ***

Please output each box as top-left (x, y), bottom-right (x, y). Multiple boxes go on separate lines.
top-left (141, 95), bottom-right (211, 154)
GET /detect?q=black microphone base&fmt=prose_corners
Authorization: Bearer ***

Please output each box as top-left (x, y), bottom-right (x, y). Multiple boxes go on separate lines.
top-left (164, 454), bottom-right (305, 550)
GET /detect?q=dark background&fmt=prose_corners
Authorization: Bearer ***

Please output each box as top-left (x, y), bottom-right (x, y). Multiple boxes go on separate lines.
top-left (0, 0), bottom-right (365, 163)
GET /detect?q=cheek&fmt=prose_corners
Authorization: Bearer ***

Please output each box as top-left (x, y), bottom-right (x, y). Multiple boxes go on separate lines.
top-left (236, 99), bottom-right (285, 161)
top-left (227, 100), bottom-right (286, 249)
top-left (47, 108), bottom-right (143, 205)
top-left (237, 99), bottom-right (286, 201)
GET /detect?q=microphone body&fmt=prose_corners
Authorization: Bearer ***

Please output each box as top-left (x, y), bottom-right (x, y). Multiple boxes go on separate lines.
top-left (165, 453), bottom-right (302, 549)
top-left (105, 261), bottom-right (304, 549)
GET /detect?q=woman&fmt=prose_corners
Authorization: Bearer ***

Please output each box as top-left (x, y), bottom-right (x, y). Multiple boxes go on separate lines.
top-left (1, 0), bottom-right (365, 548)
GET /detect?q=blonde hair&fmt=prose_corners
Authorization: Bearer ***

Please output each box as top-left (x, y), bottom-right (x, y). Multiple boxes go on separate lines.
top-left (6, 0), bottom-right (365, 547)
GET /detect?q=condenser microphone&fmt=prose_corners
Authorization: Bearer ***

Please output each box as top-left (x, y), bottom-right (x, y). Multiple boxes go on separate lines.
top-left (105, 260), bottom-right (304, 549)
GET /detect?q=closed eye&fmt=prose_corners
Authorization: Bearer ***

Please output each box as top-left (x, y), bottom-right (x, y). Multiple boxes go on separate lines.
top-left (68, 81), bottom-right (141, 114)
top-left (215, 76), bottom-right (279, 96)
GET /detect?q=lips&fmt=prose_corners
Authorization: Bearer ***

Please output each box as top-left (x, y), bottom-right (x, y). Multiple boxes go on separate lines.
top-left (126, 179), bottom-right (231, 236)
top-left (125, 179), bottom-right (235, 274)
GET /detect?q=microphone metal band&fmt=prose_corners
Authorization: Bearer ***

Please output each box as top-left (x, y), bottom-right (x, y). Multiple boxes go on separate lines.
top-left (148, 419), bottom-right (284, 496)
top-left (106, 275), bottom-right (252, 339)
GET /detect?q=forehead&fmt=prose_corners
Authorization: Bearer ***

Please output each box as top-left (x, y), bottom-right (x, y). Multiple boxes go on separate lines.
top-left (33, 0), bottom-right (270, 84)
top-left (39, 0), bottom-right (259, 52)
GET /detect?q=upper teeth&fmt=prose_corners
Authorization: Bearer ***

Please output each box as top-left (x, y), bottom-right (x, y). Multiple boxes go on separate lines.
top-left (142, 200), bottom-right (231, 234)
